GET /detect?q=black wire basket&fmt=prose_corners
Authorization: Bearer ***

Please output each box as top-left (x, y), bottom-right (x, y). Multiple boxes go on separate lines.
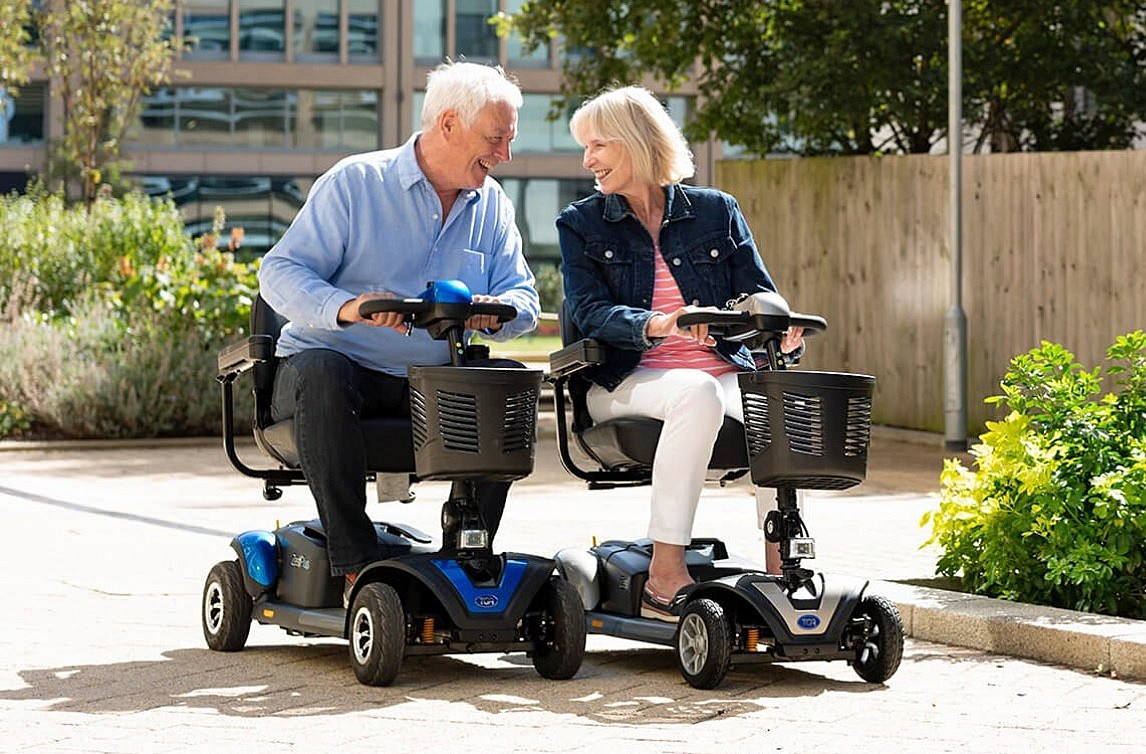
top-left (407, 365), bottom-right (543, 481)
top-left (738, 370), bottom-right (875, 490)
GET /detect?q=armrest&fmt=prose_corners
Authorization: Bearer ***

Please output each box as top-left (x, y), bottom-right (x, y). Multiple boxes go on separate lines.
top-left (548, 338), bottom-right (605, 380)
top-left (217, 334), bottom-right (275, 379)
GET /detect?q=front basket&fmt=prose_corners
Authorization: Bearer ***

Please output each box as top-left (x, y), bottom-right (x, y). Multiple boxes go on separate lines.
top-left (738, 370), bottom-right (875, 490)
top-left (408, 365), bottom-right (543, 481)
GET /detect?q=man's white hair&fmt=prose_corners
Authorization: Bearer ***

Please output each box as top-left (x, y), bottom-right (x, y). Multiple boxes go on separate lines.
top-left (420, 61), bottom-right (523, 131)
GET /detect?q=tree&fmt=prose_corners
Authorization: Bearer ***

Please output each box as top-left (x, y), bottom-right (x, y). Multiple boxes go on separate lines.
top-left (38, 0), bottom-right (183, 206)
top-left (0, 0), bottom-right (35, 95)
top-left (500, 0), bottom-right (1146, 156)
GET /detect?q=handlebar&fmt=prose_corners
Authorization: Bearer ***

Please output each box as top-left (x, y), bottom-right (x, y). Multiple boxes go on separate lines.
top-left (676, 309), bottom-right (827, 343)
top-left (358, 297), bottom-right (518, 324)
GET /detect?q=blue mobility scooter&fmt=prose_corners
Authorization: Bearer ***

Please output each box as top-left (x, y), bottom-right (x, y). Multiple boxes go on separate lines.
top-left (203, 281), bottom-right (586, 686)
top-left (547, 292), bottom-right (904, 689)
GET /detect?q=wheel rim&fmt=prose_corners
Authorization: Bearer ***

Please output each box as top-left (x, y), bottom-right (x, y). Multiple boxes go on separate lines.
top-left (859, 619), bottom-right (882, 666)
top-left (204, 580), bottom-right (224, 634)
top-left (351, 605), bottom-right (375, 664)
top-left (678, 612), bottom-right (709, 676)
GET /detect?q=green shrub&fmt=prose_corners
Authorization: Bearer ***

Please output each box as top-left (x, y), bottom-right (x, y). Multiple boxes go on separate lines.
top-left (0, 191), bottom-right (258, 439)
top-left (0, 291), bottom-right (254, 439)
top-left (923, 333), bottom-right (1146, 618)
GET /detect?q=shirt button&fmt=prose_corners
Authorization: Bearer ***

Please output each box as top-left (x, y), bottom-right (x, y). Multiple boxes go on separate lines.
top-left (710, 248), bottom-right (719, 257)
top-left (672, 258), bottom-right (682, 266)
top-left (604, 250), bottom-right (614, 259)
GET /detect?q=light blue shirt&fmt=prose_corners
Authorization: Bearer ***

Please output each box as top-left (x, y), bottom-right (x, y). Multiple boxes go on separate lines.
top-left (258, 134), bottom-right (539, 376)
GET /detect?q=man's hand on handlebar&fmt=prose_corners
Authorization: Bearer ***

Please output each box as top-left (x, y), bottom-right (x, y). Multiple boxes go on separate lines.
top-left (646, 305), bottom-right (720, 346)
top-left (465, 294), bottom-right (505, 333)
top-left (339, 292), bottom-right (411, 334)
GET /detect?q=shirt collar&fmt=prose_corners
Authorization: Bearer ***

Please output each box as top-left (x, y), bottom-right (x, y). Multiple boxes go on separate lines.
top-left (397, 133), bottom-right (482, 206)
top-left (602, 183), bottom-right (694, 224)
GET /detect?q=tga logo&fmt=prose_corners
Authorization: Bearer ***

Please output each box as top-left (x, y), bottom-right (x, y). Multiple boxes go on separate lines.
top-left (797, 614), bottom-right (821, 630)
top-left (475, 594), bottom-right (499, 609)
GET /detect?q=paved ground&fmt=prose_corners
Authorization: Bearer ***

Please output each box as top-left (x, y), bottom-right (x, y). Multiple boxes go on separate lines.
top-left (2, 432), bottom-right (1144, 752)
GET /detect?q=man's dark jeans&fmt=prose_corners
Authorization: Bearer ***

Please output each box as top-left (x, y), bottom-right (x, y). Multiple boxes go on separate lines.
top-left (270, 348), bottom-right (518, 576)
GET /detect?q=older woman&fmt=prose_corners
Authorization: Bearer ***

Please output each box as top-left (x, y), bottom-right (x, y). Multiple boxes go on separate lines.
top-left (556, 86), bottom-right (803, 622)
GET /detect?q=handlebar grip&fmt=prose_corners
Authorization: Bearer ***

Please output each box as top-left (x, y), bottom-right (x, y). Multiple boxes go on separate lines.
top-left (676, 311), bottom-right (750, 329)
top-left (470, 302), bottom-right (519, 323)
top-left (790, 313), bottom-right (827, 334)
top-left (358, 298), bottom-right (428, 318)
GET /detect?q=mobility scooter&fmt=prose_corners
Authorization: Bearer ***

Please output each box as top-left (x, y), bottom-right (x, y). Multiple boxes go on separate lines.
top-left (547, 291), bottom-right (904, 689)
top-left (203, 280), bottom-right (586, 686)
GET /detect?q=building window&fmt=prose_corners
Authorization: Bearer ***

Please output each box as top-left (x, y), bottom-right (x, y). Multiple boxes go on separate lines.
top-left (506, 0), bottom-right (547, 68)
top-left (138, 172), bottom-right (312, 257)
top-left (293, 0), bottom-right (340, 60)
top-left (455, 0), bottom-right (498, 64)
top-left (0, 83), bottom-right (46, 146)
top-left (346, 0), bottom-right (380, 61)
top-left (498, 177), bottom-right (595, 263)
top-left (183, 0), bottom-right (232, 60)
top-left (239, 0), bottom-right (286, 60)
top-left (136, 86), bottom-right (379, 151)
top-left (515, 94), bottom-right (579, 154)
top-left (414, 0), bottom-right (446, 65)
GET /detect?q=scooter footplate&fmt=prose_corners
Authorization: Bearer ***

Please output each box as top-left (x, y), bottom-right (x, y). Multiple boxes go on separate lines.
top-left (585, 611), bottom-right (677, 645)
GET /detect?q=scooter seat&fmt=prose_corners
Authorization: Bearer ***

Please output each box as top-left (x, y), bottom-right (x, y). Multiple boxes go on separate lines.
top-left (579, 415), bottom-right (749, 471)
top-left (257, 416), bottom-right (416, 472)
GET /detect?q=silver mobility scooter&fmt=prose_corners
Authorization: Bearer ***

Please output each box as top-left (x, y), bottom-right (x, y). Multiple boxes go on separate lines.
top-left (547, 292), bottom-right (903, 689)
top-left (204, 280), bottom-right (586, 686)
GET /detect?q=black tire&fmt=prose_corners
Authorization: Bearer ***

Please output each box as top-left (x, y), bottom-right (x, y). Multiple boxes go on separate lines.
top-left (202, 560), bottom-right (252, 652)
top-left (347, 582), bottom-right (406, 686)
top-left (532, 577), bottom-right (587, 680)
top-left (851, 594), bottom-right (905, 683)
top-left (676, 597), bottom-right (733, 689)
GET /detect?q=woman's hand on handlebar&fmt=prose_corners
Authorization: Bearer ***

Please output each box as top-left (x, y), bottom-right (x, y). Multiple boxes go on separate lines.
top-left (781, 326), bottom-right (804, 354)
top-left (340, 292), bottom-right (410, 334)
top-left (465, 294), bottom-right (505, 333)
top-left (646, 305), bottom-right (719, 346)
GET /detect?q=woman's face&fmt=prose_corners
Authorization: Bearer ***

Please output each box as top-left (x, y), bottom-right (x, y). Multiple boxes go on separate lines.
top-left (581, 135), bottom-right (636, 195)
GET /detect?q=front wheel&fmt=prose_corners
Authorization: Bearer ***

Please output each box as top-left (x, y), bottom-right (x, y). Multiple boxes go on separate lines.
top-left (348, 582), bottom-right (406, 686)
top-left (531, 578), bottom-right (587, 680)
top-left (850, 594), bottom-right (904, 683)
top-left (676, 598), bottom-right (733, 689)
top-left (202, 560), bottom-right (253, 651)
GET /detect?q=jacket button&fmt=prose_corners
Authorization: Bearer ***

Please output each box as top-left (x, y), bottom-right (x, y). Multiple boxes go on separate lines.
top-left (710, 248), bottom-right (719, 257)
top-left (604, 250), bottom-right (614, 259)
top-left (672, 257), bottom-right (682, 266)
top-left (691, 299), bottom-right (700, 305)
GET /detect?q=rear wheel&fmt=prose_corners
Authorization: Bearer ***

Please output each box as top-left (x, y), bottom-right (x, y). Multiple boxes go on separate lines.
top-left (532, 578), bottom-right (587, 680)
top-left (348, 582), bottom-right (406, 686)
top-left (676, 598), bottom-right (733, 689)
top-left (202, 560), bottom-right (252, 651)
top-left (851, 594), bottom-right (904, 683)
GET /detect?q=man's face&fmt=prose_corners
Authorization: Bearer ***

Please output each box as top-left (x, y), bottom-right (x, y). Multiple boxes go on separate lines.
top-left (442, 100), bottom-right (517, 190)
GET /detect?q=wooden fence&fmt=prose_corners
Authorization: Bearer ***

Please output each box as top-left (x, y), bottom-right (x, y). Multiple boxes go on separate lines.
top-left (717, 150), bottom-right (1146, 435)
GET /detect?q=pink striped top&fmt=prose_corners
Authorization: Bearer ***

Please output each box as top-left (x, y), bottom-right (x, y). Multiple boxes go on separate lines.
top-left (640, 245), bottom-right (738, 376)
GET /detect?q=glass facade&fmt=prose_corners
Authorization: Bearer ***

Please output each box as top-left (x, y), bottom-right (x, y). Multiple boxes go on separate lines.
top-left (137, 87), bottom-right (378, 150)
top-left (455, 0), bottom-right (498, 64)
top-left (506, 0), bottom-right (547, 68)
top-left (413, 1), bottom-right (445, 65)
top-left (501, 177), bottom-right (595, 264)
top-left (238, 0), bottom-right (287, 59)
top-left (183, 0), bottom-right (231, 59)
top-left (294, 0), bottom-right (340, 59)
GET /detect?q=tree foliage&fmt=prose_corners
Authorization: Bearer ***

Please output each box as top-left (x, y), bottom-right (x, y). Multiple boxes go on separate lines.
top-left (0, 0), bottom-right (35, 95)
top-left (500, 0), bottom-right (1146, 156)
top-left (38, 0), bottom-right (183, 206)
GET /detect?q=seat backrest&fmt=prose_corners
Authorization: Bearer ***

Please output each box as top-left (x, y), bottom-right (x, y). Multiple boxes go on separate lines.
top-left (251, 294), bottom-right (287, 428)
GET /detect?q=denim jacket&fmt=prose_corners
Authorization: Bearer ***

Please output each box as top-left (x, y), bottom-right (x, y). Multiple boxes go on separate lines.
top-left (556, 183), bottom-right (778, 390)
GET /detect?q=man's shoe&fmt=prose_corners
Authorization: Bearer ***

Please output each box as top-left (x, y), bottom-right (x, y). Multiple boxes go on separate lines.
top-left (342, 572), bottom-right (358, 609)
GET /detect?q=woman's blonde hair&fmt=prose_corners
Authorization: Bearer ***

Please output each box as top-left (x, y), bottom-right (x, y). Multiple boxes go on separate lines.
top-left (568, 86), bottom-right (694, 187)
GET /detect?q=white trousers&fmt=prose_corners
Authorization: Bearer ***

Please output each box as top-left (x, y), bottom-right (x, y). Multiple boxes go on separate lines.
top-left (586, 367), bottom-right (779, 545)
